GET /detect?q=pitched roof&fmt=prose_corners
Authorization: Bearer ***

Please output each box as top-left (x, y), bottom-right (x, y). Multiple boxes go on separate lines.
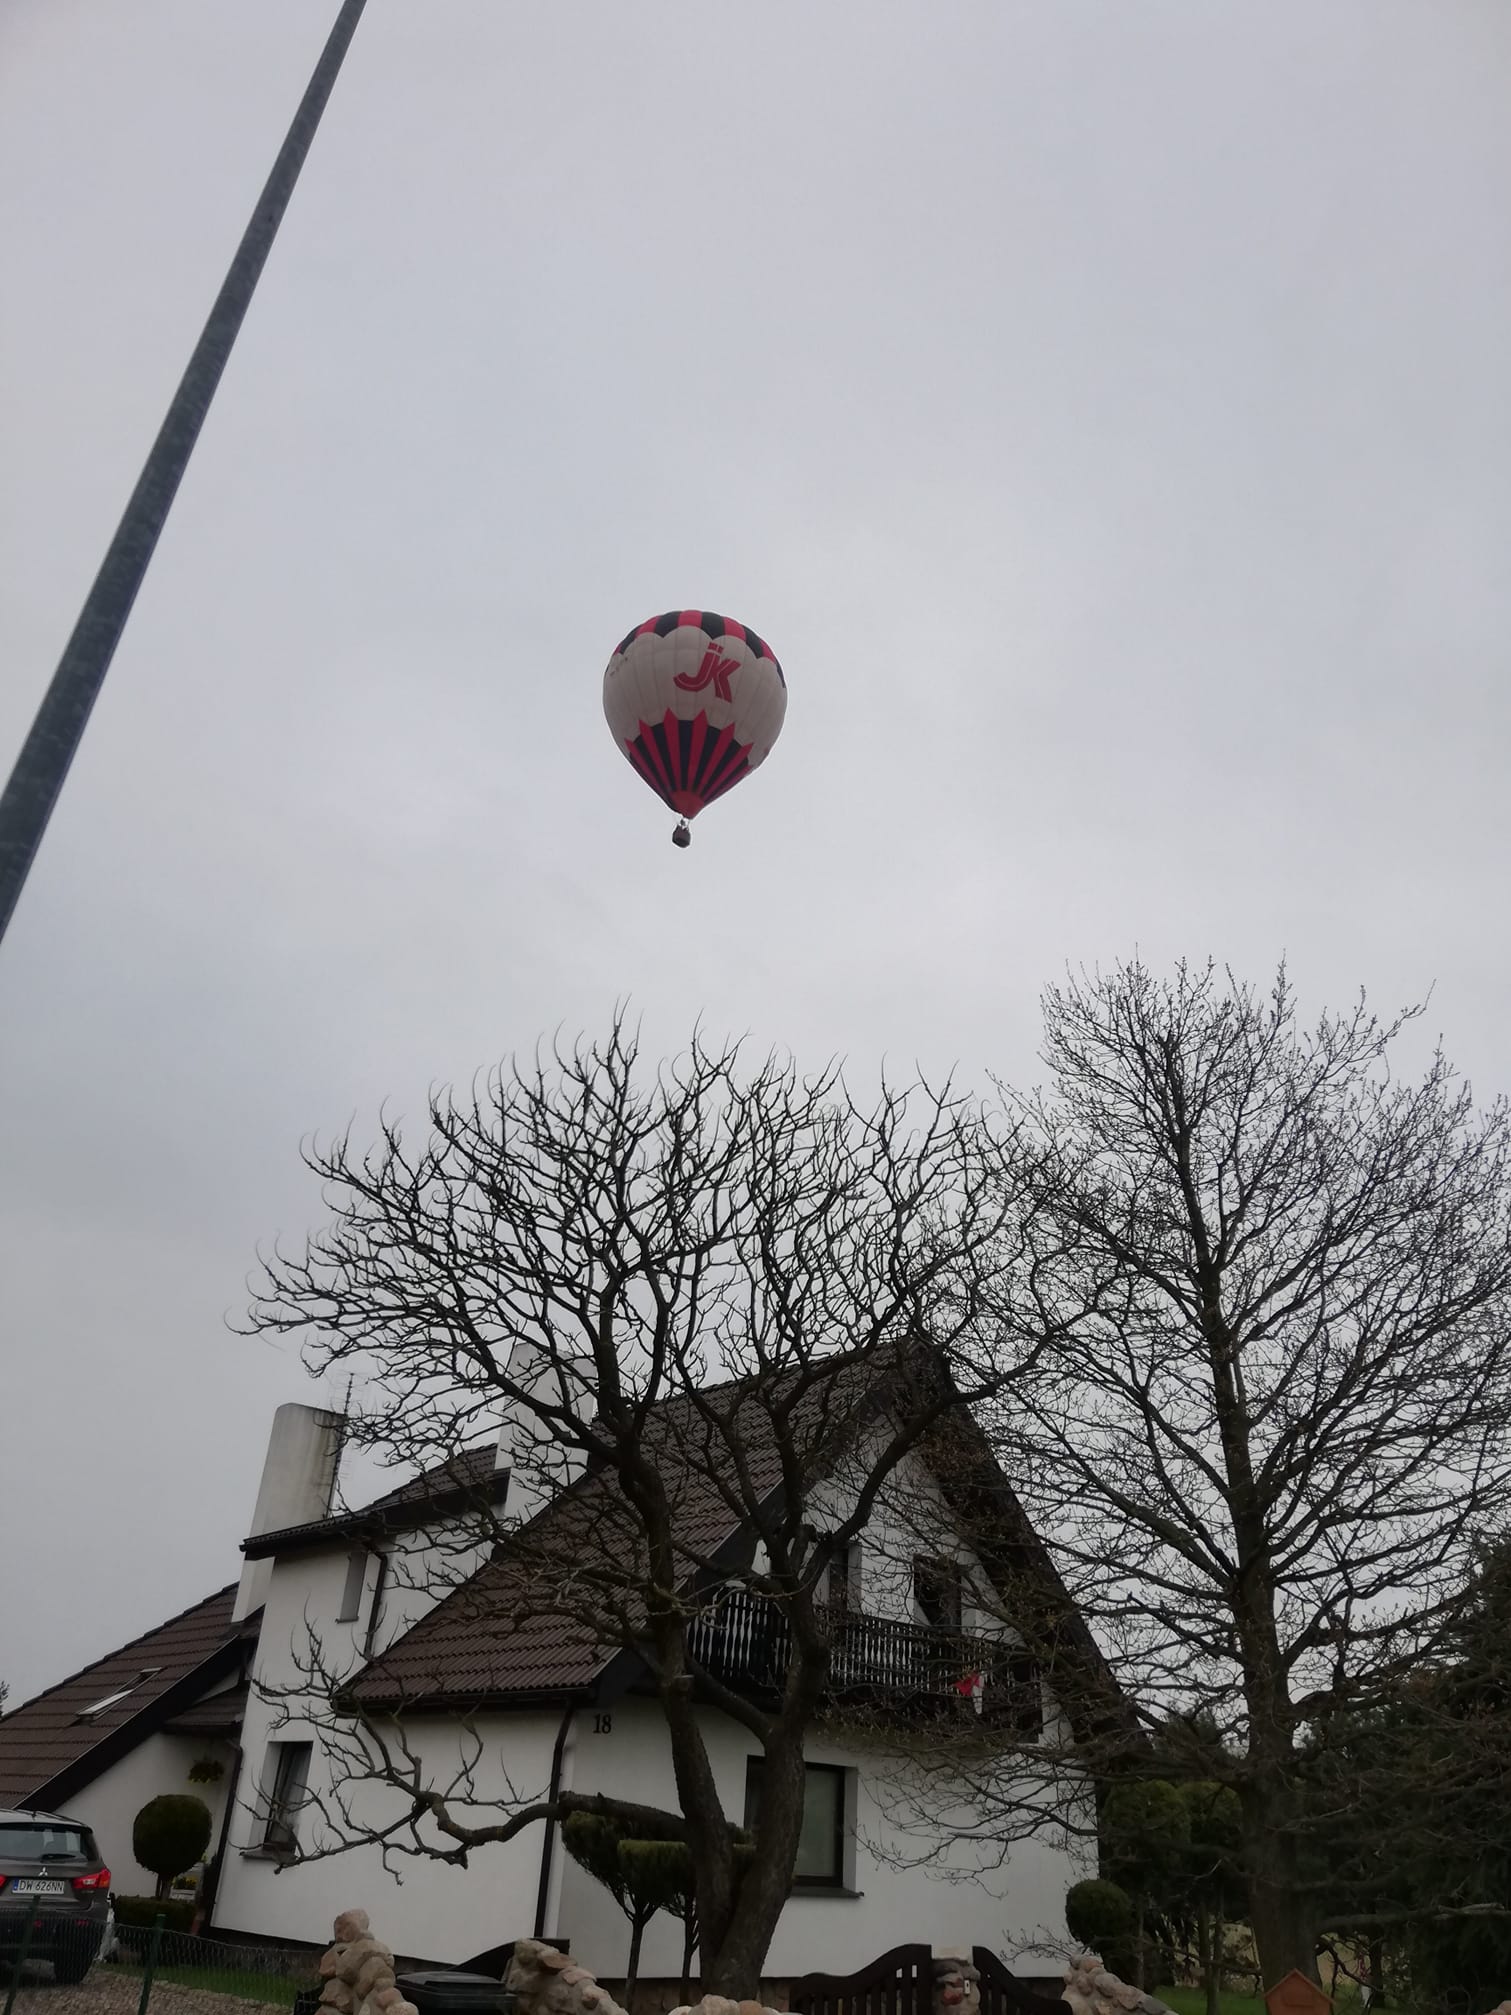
top-left (347, 1349), bottom-right (1110, 1718)
top-left (242, 1445), bottom-right (503, 1560)
top-left (0, 1586), bottom-right (250, 1808)
top-left (162, 1684), bottom-right (250, 1736)
top-left (349, 1355), bottom-right (884, 1708)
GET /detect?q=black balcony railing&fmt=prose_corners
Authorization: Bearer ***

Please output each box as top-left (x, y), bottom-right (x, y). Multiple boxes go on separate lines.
top-left (686, 1587), bottom-right (1043, 1737)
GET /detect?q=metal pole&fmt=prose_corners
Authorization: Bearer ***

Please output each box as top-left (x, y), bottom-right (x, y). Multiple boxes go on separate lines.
top-left (0, 0), bottom-right (369, 948)
top-left (2, 1904), bottom-right (37, 2015)
top-left (136, 1912), bottom-right (165, 2015)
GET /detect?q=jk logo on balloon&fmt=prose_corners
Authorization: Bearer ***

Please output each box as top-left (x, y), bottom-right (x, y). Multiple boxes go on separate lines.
top-left (675, 646), bottom-right (740, 702)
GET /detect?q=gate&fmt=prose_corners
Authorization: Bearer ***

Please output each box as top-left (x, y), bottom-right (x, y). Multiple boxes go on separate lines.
top-left (972, 1947), bottom-right (1068, 2015)
top-left (788, 1942), bottom-right (935, 2015)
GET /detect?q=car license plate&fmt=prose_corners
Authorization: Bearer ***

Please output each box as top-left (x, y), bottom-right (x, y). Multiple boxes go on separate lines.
top-left (10, 1880), bottom-right (66, 1895)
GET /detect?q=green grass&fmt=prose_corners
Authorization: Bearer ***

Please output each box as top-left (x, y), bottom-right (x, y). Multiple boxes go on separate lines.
top-left (114, 1962), bottom-right (310, 2007)
top-left (1162, 1990), bottom-right (1267, 2015)
top-left (1161, 1989), bottom-right (1368, 2015)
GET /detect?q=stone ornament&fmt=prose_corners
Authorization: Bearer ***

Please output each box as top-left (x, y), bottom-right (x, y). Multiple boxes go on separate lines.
top-left (1061, 1954), bottom-right (1177, 2015)
top-left (932, 1955), bottom-right (982, 2015)
top-left (507, 1937), bottom-right (785, 2015)
top-left (318, 1910), bottom-right (418, 2015)
top-left (665, 1999), bottom-right (781, 2015)
top-left (506, 1937), bottom-right (631, 2015)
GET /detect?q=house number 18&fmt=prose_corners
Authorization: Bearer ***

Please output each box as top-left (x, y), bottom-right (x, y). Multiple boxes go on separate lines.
top-left (592, 1713), bottom-right (613, 1734)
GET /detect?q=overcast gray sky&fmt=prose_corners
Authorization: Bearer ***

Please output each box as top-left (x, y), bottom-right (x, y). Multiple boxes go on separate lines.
top-left (2, 0), bottom-right (1508, 1705)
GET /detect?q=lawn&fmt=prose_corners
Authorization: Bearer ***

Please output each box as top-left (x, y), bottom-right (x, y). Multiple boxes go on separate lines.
top-left (113, 1961), bottom-right (310, 2008)
top-left (1162, 1991), bottom-right (1267, 2015)
top-left (1162, 1989), bottom-right (1367, 2015)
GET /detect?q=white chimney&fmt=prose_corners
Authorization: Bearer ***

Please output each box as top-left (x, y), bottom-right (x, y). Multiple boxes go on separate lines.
top-left (493, 1343), bottom-right (593, 1524)
top-left (233, 1402), bottom-right (345, 1622)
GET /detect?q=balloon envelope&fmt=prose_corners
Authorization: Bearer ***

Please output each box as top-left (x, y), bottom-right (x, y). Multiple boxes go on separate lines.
top-left (603, 610), bottom-right (786, 821)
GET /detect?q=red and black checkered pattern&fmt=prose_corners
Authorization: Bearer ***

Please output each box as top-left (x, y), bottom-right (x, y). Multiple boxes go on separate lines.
top-left (614, 608), bottom-right (785, 686)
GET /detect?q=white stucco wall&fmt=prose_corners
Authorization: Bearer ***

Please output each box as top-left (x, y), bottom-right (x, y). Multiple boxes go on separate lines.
top-left (214, 1540), bottom-right (545, 1958)
top-left (216, 1684), bottom-right (1083, 1977)
top-left (807, 1442), bottom-right (1014, 1634)
top-left (212, 1696), bottom-right (563, 1959)
top-left (240, 1523), bottom-right (492, 1697)
top-left (61, 1727), bottom-right (236, 1899)
top-left (549, 1697), bottom-right (1082, 1983)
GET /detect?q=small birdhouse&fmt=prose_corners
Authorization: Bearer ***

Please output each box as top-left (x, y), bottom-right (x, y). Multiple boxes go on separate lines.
top-left (1264, 1970), bottom-right (1332, 2015)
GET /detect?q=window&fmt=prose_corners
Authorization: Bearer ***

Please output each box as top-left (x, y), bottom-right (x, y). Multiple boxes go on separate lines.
top-left (824, 1540), bottom-right (862, 1617)
top-left (743, 1758), bottom-right (852, 1890)
top-left (76, 1686), bottom-right (134, 1720)
top-left (76, 1668), bottom-right (162, 1721)
top-left (0, 1824), bottom-right (95, 1860)
top-left (987, 1652), bottom-right (1044, 1741)
top-left (337, 1547), bottom-right (369, 1624)
top-left (259, 1741), bottom-right (313, 1854)
top-left (912, 1555), bottom-right (962, 1631)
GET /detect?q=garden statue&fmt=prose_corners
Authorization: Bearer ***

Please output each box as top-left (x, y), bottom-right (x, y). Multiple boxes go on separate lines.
top-left (507, 1938), bottom-right (630, 2015)
top-left (1061, 1953), bottom-right (1176, 2015)
top-left (932, 1954), bottom-right (982, 2015)
top-left (317, 1909), bottom-right (418, 2015)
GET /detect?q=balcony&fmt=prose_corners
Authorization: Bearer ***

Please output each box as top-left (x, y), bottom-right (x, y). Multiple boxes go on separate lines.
top-left (686, 1587), bottom-right (1043, 1737)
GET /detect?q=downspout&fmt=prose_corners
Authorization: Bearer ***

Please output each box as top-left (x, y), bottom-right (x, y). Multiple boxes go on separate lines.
top-left (532, 1706), bottom-right (576, 1940)
top-left (203, 1739), bottom-right (244, 1934)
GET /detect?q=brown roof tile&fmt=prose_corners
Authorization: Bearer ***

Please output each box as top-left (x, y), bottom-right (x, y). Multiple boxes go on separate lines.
top-left (0, 1586), bottom-right (247, 1808)
top-left (350, 1353), bottom-right (885, 1708)
top-left (162, 1683), bottom-right (250, 1735)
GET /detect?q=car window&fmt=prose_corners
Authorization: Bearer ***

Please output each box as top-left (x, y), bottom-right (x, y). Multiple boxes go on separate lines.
top-left (0, 1824), bottom-right (95, 1859)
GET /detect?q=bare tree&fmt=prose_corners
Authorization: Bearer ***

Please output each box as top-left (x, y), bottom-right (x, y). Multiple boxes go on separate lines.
top-left (245, 1019), bottom-right (1062, 1995)
top-left (958, 961), bottom-right (1511, 1988)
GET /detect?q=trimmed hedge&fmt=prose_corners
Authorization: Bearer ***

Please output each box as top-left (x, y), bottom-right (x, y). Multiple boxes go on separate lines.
top-left (132, 1795), bottom-right (212, 1899)
top-left (1064, 1877), bottom-right (1136, 1976)
top-left (113, 1896), bottom-right (197, 1934)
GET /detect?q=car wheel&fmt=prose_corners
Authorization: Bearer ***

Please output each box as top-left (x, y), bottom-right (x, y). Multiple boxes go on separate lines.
top-left (53, 1946), bottom-right (99, 1985)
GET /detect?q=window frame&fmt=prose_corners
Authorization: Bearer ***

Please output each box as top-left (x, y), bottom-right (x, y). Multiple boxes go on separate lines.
top-left (989, 1651), bottom-right (1044, 1741)
top-left (912, 1554), bottom-right (963, 1631)
top-left (259, 1740), bottom-right (313, 1855)
top-left (337, 1546), bottom-right (369, 1624)
top-left (824, 1538), bottom-right (863, 1618)
top-left (743, 1756), bottom-right (852, 1892)
top-left (76, 1667), bottom-right (162, 1722)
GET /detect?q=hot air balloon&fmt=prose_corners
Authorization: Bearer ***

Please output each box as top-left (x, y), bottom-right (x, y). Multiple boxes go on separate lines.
top-left (603, 610), bottom-right (786, 846)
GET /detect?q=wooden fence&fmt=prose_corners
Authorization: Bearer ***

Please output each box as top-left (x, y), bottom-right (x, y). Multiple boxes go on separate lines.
top-left (972, 1947), bottom-right (1069, 2015)
top-left (788, 1942), bottom-right (935, 2015)
top-left (786, 1941), bottom-right (1067, 2015)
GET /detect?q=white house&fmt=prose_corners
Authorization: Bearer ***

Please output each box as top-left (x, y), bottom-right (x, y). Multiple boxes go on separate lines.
top-left (2, 1356), bottom-right (1112, 1992)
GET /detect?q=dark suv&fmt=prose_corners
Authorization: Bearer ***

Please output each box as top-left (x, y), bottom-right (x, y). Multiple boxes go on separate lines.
top-left (0, 1809), bottom-right (111, 1983)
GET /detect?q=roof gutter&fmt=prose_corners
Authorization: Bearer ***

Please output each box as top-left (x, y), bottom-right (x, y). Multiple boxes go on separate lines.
top-left (242, 1475), bottom-right (510, 1561)
top-left (532, 1705), bottom-right (576, 1940)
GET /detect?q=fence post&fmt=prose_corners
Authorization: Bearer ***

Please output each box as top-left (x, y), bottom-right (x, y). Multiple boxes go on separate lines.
top-left (3, 1906), bottom-right (38, 2015)
top-left (136, 1914), bottom-right (166, 2015)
